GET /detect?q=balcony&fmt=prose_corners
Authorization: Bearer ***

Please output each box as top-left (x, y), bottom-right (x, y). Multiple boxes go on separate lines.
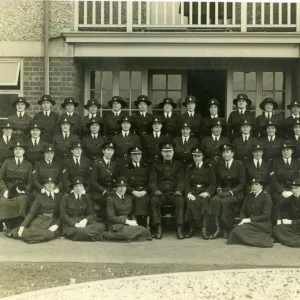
top-left (74, 1), bottom-right (300, 33)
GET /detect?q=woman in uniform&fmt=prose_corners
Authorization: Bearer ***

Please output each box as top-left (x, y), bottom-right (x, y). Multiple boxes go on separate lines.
top-left (0, 123), bottom-right (16, 167)
top-left (184, 147), bottom-right (216, 239)
top-left (0, 141), bottom-right (32, 235)
top-left (273, 178), bottom-right (300, 247)
top-left (11, 177), bottom-right (61, 243)
top-left (103, 177), bottom-right (152, 242)
top-left (82, 99), bottom-right (102, 137)
top-left (60, 176), bottom-right (106, 241)
top-left (227, 176), bottom-right (273, 248)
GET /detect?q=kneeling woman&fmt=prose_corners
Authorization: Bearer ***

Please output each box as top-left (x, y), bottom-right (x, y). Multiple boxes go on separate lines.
top-left (60, 177), bottom-right (106, 241)
top-left (103, 177), bottom-right (152, 242)
top-left (227, 176), bottom-right (273, 248)
top-left (0, 141), bottom-right (32, 235)
top-left (184, 147), bottom-right (216, 239)
top-left (273, 178), bottom-right (300, 247)
top-left (11, 177), bottom-right (61, 243)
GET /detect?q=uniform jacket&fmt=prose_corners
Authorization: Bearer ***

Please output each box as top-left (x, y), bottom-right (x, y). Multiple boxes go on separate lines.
top-left (180, 112), bottom-right (203, 137)
top-left (25, 138), bottom-right (48, 166)
top-left (90, 158), bottom-right (117, 197)
top-left (232, 136), bottom-right (259, 162)
top-left (200, 135), bottom-right (230, 162)
top-left (271, 157), bottom-right (300, 193)
top-left (287, 195), bottom-right (300, 225)
top-left (184, 162), bottom-right (216, 196)
top-left (141, 133), bottom-right (170, 162)
top-left (56, 113), bottom-right (83, 138)
top-left (159, 112), bottom-right (180, 138)
top-left (255, 113), bottom-right (283, 138)
top-left (291, 136), bottom-right (300, 159)
top-left (52, 133), bottom-right (80, 159)
top-left (283, 116), bottom-right (299, 138)
top-left (245, 159), bottom-right (271, 185)
top-left (103, 111), bottom-right (129, 137)
top-left (112, 133), bottom-right (141, 159)
top-left (149, 160), bottom-right (184, 194)
top-left (8, 113), bottom-right (32, 135)
top-left (172, 136), bottom-right (199, 163)
top-left (106, 193), bottom-right (135, 225)
top-left (32, 159), bottom-right (63, 193)
top-left (260, 136), bottom-right (283, 161)
top-left (122, 161), bottom-right (149, 194)
top-left (63, 156), bottom-right (92, 193)
top-left (227, 110), bottom-right (254, 140)
top-left (0, 158), bottom-right (32, 194)
top-left (240, 191), bottom-right (272, 223)
top-left (214, 159), bottom-right (246, 201)
top-left (21, 192), bottom-right (61, 228)
top-left (33, 111), bottom-right (59, 143)
top-left (82, 134), bottom-right (107, 161)
top-left (60, 193), bottom-right (95, 231)
top-left (0, 136), bottom-right (16, 166)
top-left (132, 112), bottom-right (154, 136)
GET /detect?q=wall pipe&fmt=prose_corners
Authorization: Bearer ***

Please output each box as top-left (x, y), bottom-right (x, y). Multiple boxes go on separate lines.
top-left (44, 0), bottom-right (49, 94)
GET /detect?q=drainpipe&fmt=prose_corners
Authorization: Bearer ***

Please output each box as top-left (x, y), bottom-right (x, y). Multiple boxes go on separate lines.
top-left (44, 0), bottom-right (50, 94)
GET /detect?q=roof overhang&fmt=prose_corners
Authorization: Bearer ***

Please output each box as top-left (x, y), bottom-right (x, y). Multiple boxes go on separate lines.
top-left (62, 32), bottom-right (300, 58)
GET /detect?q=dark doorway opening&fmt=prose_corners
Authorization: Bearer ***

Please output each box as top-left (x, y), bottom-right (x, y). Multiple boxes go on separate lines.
top-left (187, 70), bottom-right (227, 118)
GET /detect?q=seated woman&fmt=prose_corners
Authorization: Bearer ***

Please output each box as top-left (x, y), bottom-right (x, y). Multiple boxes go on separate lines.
top-left (60, 176), bottom-right (106, 241)
top-left (103, 177), bottom-right (152, 242)
top-left (0, 141), bottom-right (32, 235)
top-left (11, 177), bottom-right (61, 243)
top-left (184, 147), bottom-right (216, 239)
top-left (273, 178), bottom-right (300, 247)
top-left (227, 176), bottom-right (273, 248)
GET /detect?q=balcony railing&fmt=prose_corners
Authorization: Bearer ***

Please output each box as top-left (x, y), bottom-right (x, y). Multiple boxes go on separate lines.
top-left (74, 1), bottom-right (300, 33)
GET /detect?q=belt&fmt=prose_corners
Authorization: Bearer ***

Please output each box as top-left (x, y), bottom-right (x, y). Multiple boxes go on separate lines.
top-left (43, 213), bottom-right (53, 217)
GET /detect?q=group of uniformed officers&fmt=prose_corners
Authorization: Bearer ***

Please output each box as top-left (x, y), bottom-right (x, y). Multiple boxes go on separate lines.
top-left (0, 92), bottom-right (300, 247)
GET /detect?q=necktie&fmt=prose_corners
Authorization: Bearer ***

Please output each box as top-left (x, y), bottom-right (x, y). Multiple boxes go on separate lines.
top-left (189, 113), bottom-right (192, 117)
top-left (93, 135), bottom-right (96, 139)
top-left (4, 136), bottom-right (7, 144)
top-left (155, 133), bottom-right (158, 139)
top-left (256, 159), bottom-right (260, 169)
top-left (34, 139), bottom-right (37, 147)
top-left (226, 162), bottom-right (229, 169)
top-left (198, 163), bottom-right (201, 168)
top-left (18, 113), bottom-right (22, 119)
top-left (183, 137), bottom-right (187, 144)
top-left (240, 110), bottom-right (243, 115)
top-left (107, 161), bottom-right (110, 167)
top-left (166, 113), bottom-right (169, 119)
top-left (64, 134), bottom-right (67, 140)
top-left (244, 136), bottom-right (247, 142)
top-left (49, 193), bottom-right (54, 200)
top-left (286, 159), bottom-right (290, 165)
top-left (268, 113), bottom-right (271, 120)
top-left (115, 113), bottom-right (118, 117)
top-left (76, 158), bottom-right (80, 167)
top-left (17, 159), bottom-right (21, 166)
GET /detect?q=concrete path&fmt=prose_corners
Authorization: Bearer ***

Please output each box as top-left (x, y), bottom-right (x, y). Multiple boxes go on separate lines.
top-left (0, 232), bottom-right (300, 267)
top-left (2, 269), bottom-right (300, 300)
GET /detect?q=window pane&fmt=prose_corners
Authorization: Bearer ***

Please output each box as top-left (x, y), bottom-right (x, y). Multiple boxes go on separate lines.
top-left (131, 90), bottom-right (142, 104)
top-left (90, 71), bottom-right (101, 90)
top-left (153, 75), bottom-right (166, 89)
top-left (101, 90), bottom-right (113, 108)
top-left (262, 91), bottom-right (274, 100)
top-left (131, 72), bottom-right (142, 90)
top-left (275, 91), bottom-right (285, 110)
top-left (119, 90), bottom-right (130, 102)
top-left (119, 71), bottom-right (130, 90)
top-left (90, 90), bottom-right (101, 101)
top-left (102, 71), bottom-right (112, 90)
top-left (275, 72), bottom-right (284, 91)
top-left (233, 72), bottom-right (244, 90)
top-left (263, 72), bottom-right (273, 90)
top-left (245, 91), bottom-right (256, 110)
top-left (167, 75), bottom-right (181, 90)
top-left (167, 91), bottom-right (181, 107)
top-left (245, 72), bottom-right (256, 90)
top-left (152, 91), bottom-right (166, 108)
top-left (0, 94), bottom-right (17, 122)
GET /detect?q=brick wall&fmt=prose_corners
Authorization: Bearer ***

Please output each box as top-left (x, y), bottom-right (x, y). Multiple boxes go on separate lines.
top-left (23, 57), bottom-right (85, 117)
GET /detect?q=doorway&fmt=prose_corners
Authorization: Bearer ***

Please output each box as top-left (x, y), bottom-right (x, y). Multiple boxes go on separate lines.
top-left (187, 70), bottom-right (227, 117)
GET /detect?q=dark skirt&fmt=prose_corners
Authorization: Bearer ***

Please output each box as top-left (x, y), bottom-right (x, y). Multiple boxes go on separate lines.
top-left (227, 222), bottom-right (273, 248)
top-left (102, 223), bottom-right (151, 242)
top-left (185, 195), bottom-right (210, 222)
top-left (0, 195), bottom-right (29, 220)
top-left (132, 194), bottom-right (150, 216)
top-left (273, 224), bottom-right (300, 247)
top-left (11, 215), bottom-right (59, 244)
top-left (62, 221), bottom-right (106, 241)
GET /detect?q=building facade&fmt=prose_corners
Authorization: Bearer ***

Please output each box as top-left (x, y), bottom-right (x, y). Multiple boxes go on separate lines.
top-left (0, 0), bottom-right (300, 120)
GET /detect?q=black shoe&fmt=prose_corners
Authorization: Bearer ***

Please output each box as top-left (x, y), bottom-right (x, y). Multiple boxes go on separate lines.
top-left (177, 226), bottom-right (184, 239)
top-left (155, 224), bottom-right (162, 239)
top-left (209, 216), bottom-right (220, 239)
top-left (202, 229), bottom-right (209, 240)
top-left (185, 227), bottom-right (194, 238)
top-left (201, 217), bottom-right (209, 240)
top-left (223, 228), bottom-right (228, 239)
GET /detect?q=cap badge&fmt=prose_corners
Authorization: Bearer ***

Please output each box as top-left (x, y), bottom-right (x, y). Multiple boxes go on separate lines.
top-left (217, 121), bottom-right (220, 124)
top-left (121, 180), bottom-right (124, 184)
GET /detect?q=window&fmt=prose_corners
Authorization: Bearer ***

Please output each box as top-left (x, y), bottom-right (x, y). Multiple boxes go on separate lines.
top-left (0, 60), bottom-right (22, 125)
top-left (89, 70), bottom-right (143, 116)
top-left (149, 71), bottom-right (183, 113)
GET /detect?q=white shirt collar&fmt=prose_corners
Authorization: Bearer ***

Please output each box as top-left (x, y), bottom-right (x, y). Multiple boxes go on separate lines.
top-left (197, 162), bottom-right (203, 168)
top-left (255, 190), bottom-right (263, 198)
top-left (164, 112), bottom-right (172, 117)
top-left (62, 132), bottom-right (70, 137)
top-left (15, 157), bottom-right (23, 164)
top-left (254, 158), bottom-right (262, 164)
top-left (92, 133), bottom-right (98, 138)
top-left (67, 112), bottom-right (73, 117)
top-left (18, 112), bottom-right (24, 117)
top-left (140, 112), bottom-right (146, 117)
top-left (3, 135), bottom-right (10, 142)
top-left (295, 135), bottom-right (300, 141)
top-left (292, 114), bottom-right (300, 119)
top-left (211, 115), bottom-right (218, 119)
top-left (103, 157), bottom-right (110, 165)
top-left (133, 162), bottom-right (140, 167)
top-left (268, 135), bottom-right (275, 141)
top-left (113, 111), bottom-right (120, 116)
top-left (182, 136), bottom-right (189, 142)
top-left (116, 192), bottom-right (125, 199)
top-left (265, 112), bottom-right (272, 117)
top-left (32, 137), bottom-right (40, 144)
top-left (89, 113), bottom-right (96, 118)
top-left (73, 156), bottom-right (80, 163)
top-left (212, 134), bottom-right (219, 141)
top-left (226, 158), bottom-right (233, 168)
top-left (45, 159), bottom-right (52, 165)
top-left (285, 157), bottom-right (291, 164)
top-left (188, 111), bottom-right (194, 117)
top-left (153, 131), bottom-right (161, 137)
top-left (46, 191), bottom-right (55, 198)
top-left (44, 110), bottom-right (50, 116)
top-left (242, 134), bottom-right (250, 139)
top-left (122, 130), bottom-right (129, 137)
top-left (239, 108), bottom-right (246, 114)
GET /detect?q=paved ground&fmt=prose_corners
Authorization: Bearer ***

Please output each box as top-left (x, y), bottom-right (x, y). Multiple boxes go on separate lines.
top-left (1, 232), bottom-right (300, 267)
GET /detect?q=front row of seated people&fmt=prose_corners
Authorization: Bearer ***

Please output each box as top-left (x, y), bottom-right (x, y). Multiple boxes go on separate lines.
top-left (0, 140), bottom-right (300, 247)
